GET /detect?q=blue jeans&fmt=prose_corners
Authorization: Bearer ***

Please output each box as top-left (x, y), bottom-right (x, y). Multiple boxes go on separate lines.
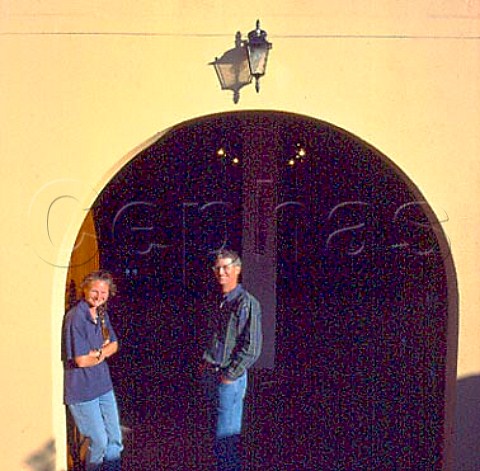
top-left (216, 373), bottom-right (247, 438)
top-left (68, 390), bottom-right (123, 470)
top-left (203, 371), bottom-right (247, 471)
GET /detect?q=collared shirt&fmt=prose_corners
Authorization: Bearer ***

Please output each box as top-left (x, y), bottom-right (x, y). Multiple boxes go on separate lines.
top-left (63, 300), bottom-right (118, 405)
top-left (203, 284), bottom-right (262, 380)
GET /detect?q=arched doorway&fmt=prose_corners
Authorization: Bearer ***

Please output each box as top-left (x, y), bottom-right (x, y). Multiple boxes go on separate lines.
top-left (64, 210), bottom-right (100, 469)
top-left (68, 111), bottom-right (457, 470)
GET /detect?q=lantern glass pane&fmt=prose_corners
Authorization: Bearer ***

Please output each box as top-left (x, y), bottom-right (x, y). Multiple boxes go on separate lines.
top-left (247, 45), bottom-right (269, 76)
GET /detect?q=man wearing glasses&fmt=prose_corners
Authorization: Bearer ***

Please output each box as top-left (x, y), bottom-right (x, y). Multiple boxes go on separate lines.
top-left (201, 249), bottom-right (262, 471)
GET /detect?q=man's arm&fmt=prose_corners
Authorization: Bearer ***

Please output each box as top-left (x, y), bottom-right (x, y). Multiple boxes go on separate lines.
top-left (222, 296), bottom-right (262, 381)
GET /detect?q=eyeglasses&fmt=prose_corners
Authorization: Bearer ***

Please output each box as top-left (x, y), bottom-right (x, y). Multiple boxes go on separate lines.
top-left (211, 259), bottom-right (239, 273)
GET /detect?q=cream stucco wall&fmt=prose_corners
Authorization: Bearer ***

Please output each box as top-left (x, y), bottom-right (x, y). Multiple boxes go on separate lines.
top-left (1, 1), bottom-right (479, 469)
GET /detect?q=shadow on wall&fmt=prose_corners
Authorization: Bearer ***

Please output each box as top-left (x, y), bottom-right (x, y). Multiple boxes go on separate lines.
top-left (209, 31), bottom-right (253, 104)
top-left (455, 375), bottom-right (480, 470)
top-left (25, 439), bottom-right (56, 471)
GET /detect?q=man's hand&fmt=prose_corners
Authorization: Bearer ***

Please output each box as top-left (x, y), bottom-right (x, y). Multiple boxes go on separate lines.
top-left (220, 376), bottom-right (234, 384)
top-left (196, 362), bottom-right (207, 378)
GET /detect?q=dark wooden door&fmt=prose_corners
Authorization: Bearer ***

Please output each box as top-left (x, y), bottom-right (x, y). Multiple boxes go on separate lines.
top-left (91, 111), bottom-right (456, 470)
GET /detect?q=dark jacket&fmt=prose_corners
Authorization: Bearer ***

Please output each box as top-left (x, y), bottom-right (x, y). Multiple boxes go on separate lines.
top-left (203, 284), bottom-right (262, 380)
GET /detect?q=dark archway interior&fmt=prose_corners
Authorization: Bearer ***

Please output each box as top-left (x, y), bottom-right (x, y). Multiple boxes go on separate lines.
top-left (93, 112), bottom-right (456, 470)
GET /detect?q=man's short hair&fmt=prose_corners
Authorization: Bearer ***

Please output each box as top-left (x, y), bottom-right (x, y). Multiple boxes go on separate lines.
top-left (215, 249), bottom-right (242, 267)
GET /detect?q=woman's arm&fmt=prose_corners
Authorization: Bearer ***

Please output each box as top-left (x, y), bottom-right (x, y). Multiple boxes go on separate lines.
top-left (74, 341), bottom-right (119, 367)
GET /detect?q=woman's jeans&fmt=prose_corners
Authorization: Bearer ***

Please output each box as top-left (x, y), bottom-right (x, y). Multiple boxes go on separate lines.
top-left (69, 390), bottom-right (123, 471)
top-left (203, 371), bottom-right (247, 471)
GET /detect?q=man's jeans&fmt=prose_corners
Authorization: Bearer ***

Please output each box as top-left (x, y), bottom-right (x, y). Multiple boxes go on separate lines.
top-left (69, 390), bottom-right (123, 471)
top-left (203, 371), bottom-right (247, 470)
top-left (216, 373), bottom-right (247, 438)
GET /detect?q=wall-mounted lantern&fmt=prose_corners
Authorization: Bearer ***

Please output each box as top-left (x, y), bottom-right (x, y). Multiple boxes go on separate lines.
top-left (245, 20), bottom-right (272, 92)
top-left (211, 20), bottom-right (272, 103)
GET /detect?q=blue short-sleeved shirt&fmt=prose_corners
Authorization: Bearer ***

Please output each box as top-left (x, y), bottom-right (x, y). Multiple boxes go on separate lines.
top-left (63, 300), bottom-right (118, 405)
